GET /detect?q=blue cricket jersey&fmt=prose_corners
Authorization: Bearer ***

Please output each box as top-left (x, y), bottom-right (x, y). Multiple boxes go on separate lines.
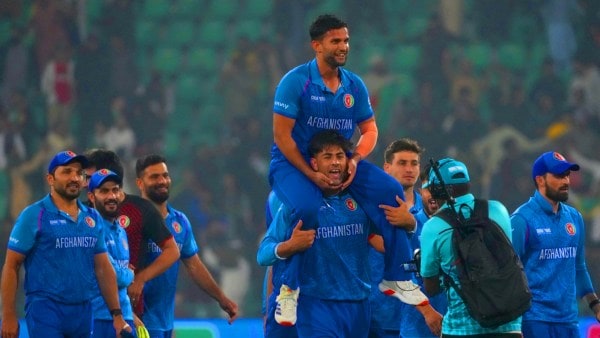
top-left (258, 191), bottom-right (373, 301)
top-left (420, 194), bottom-right (521, 335)
top-left (143, 205), bottom-right (198, 331)
top-left (270, 58), bottom-right (374, 164)
top-left (511, 190), bottom-right (594, 324)
top-left (92, 217), bottom-right (134, 320)
top-left (8, 194), bottom-right (107, 304)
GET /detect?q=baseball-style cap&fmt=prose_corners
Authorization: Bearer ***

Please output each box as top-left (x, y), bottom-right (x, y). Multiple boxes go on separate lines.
top-left (422, 158), bottom-right (470, 188)
top-left (532, 151), bottom-right (579, 180)
top-left (48, 150), bottom-right (89, 174)
top-left (88, 169), bottom-right (122, 192)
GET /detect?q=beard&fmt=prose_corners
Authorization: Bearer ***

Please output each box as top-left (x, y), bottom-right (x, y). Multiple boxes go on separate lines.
top-left (545, 182), bottom-right (569, 202)
top-left (54, 184), bottom-right (81, 201)
top-left (146, 187), bottom-right (169, 204)
top-left (324, 54), bottom-right (346, 68)
top-left (95, 200), bottom-right (120, 219)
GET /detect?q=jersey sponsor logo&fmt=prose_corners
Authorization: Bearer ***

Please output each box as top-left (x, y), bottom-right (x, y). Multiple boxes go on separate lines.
top-left (565, 222), bottom-right (576, 235)
top-left (536, 228), bottom-right (552, 235)
top-left (343, 94), bottom-right (354, 108)
top-left (274, 101), bottom-right (289, 110)
top-left (50, 219), bottom-right (68, 225)
top-left (310, 95), bottom-right (326, 102)
top-left (553, 152), bottom-right (566, 161)
top-left (316, 223), bottom-right (364, 239)
top-left (345, 198), bottom-right (357, 211)
top-left (538, 246), bottom-right (576, 260)
top-left (172, 221), bottom-right (182, 233)
top-left (85, 216), bottom-right (95, 228)
top-left (55, 236), bottom-right (98, 248)
top-left (118, 215), bottom-right (131, 228)
top-left (306, 116), bottom-right (353, 130)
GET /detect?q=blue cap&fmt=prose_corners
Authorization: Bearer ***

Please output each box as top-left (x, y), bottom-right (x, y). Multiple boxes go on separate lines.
top-left (88, 169), bottom-right (122, 192)
top-left (422, 158), bottom-right (470, 188)
top-left (48, 150), bottom-right (89, 173)
top-left (532, 151), bottom-right (579, 180)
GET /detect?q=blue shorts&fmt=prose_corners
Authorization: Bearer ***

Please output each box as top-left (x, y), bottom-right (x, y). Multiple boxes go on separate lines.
top-left (522, 320), bottom-right (578, 338)
top-left (296, 294), bottom-right (370, 337)
top-left (25, 297), bottom-right (92, 338)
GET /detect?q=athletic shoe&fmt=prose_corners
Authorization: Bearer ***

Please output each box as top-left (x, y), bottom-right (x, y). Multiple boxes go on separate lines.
top-left (275, 284), bottom-right (299, 326)
top-left (379, 279), bottom-right (429, 305)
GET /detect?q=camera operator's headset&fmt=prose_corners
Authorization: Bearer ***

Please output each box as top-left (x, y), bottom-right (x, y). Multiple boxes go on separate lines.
top-left (426, 158), bottom-right (456, 201)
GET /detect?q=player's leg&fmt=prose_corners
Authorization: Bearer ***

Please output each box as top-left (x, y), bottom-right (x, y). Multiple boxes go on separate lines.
top-left (349, 161), bottom-right (428, 305)
top-left (270, 162), bottom-right (322, 325)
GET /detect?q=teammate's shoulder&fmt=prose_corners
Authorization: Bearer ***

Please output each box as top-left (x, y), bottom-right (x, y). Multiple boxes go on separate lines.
top-left (123, 194), bottom-right (153, 208)
top-left (281, 63), bottom-right (310, 82)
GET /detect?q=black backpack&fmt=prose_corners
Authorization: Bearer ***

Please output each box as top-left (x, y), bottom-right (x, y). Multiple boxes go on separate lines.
top-left (435, 199), bottom-right (532, 328)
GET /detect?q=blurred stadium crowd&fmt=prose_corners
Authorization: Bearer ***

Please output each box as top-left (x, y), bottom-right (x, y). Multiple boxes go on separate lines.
top-left (0, 0), bottom-right (599, 318)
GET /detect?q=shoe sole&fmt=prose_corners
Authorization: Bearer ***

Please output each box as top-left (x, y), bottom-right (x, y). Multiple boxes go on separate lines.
top-left (379, 286), bottom-right (429, 306)
top-left (276, 321), bottom-right (295, 327)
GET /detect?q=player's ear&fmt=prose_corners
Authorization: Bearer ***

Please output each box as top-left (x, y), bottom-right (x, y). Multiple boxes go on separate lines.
top-left (310, 158), bottom-right (318, 171)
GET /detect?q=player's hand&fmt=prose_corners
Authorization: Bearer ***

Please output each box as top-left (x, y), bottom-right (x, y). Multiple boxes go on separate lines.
top-left (0, 315), bottom-right (19, 338)
top-left (418, 304), bottom-right (443, 337)
top-left (288, 220), bottom-right (316, 252)
top-left (132, 313), bottom-right (150, 338)
top-left (379, 195), bottom-right (416, 231)
top-left (218, 297), bottom-right (239, 324)
top-left (341, 155), bottom-right (359, 190)
top-left (310, 171), bottom-right (342, 191)
top-left (113, 316), bottom-right (131, 338)
top-left (127, 279), bottom-right (144, 306)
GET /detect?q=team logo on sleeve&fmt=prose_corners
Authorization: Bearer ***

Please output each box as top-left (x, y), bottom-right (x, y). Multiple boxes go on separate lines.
top-left (85, 216), bottom-right (95, 228)
top-left (565, 223), bottom-right (576, 236)
top-left (343, 94), bottom-right (354, 108)
top-left (118, 215), bottom-right (131, 228)
top-left (172, 221), bottom-right (182, 233)
top-left (345, 198), bottom-right (357, 211)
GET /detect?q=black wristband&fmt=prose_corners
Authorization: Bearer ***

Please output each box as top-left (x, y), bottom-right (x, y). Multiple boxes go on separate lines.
top-left (589, 298), bottom-right (600, 310)
top-left (110, 308), bottom-right (122, 317)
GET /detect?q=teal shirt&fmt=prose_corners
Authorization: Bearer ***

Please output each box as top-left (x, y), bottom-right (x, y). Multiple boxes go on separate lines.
top-left (420, 193), bottom-right (521, 335)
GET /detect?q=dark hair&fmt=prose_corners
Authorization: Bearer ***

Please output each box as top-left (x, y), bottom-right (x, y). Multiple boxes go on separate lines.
top-left (309, 14), bottom-right (347, 40)
top-left (84, 149), bottom-right (124, 179)
top-left (135, 154), bottom-right (167, 178)
top-left (384, 138), bottom-right (423, 164)
top-left (308, 130), bottom-right (353, 158)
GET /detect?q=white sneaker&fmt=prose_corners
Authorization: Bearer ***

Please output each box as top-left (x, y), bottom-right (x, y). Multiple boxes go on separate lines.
top-left (275, 284), bottom-right (299, 326)
top-left (379, 279), bottom-right (429, 305)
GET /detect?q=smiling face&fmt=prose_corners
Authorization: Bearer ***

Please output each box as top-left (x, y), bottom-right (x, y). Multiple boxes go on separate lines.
top-left (313, 27), bottom-right (349, 68)
top-left (310, 144), bottom-right (349, 187)
top-left (88, 180), bottom-right (121, 219)
top-left (137, 162), bottom-right (171, 204)
top-left (48, 162), bottom-right (85, 201)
